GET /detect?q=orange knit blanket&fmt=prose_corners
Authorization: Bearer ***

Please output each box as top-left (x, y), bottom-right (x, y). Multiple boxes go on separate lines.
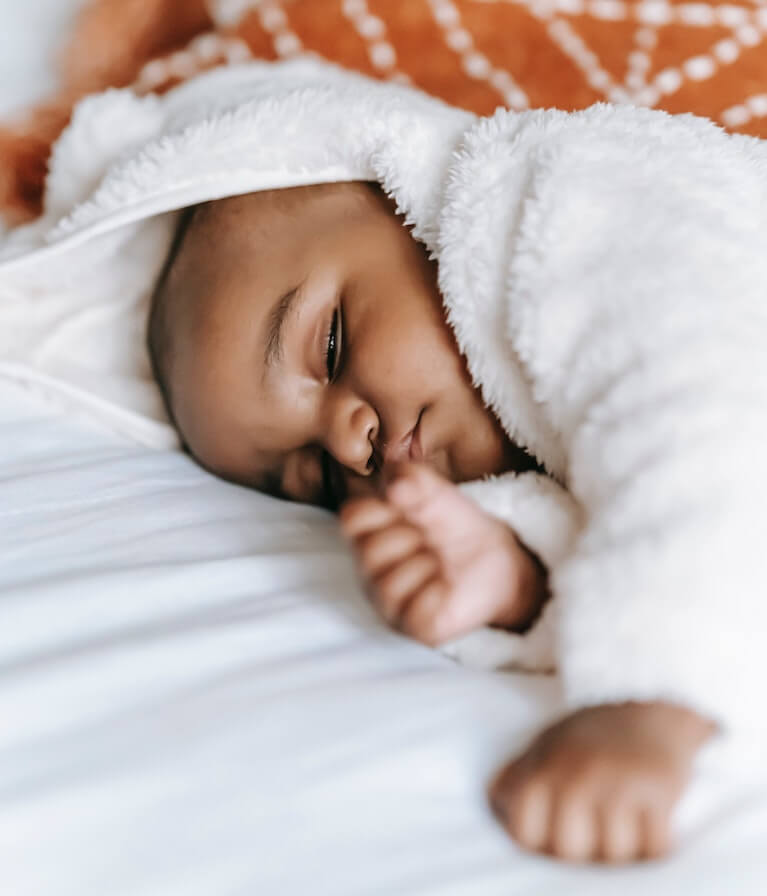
top-left (3, 0), bottom-right (767, 227)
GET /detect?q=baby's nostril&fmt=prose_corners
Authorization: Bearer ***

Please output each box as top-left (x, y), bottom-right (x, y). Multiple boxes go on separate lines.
top-left (367, 444), bottom-right (381, 474)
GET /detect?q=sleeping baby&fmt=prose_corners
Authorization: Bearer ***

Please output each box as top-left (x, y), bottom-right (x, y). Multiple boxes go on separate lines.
top-left (4, 55), bottom-right (765, 868)
top-left (147, 180), bottom-right (717, 865)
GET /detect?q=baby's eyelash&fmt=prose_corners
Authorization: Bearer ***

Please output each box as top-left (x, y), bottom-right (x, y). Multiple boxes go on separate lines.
top-left (324, 306), bottom-right (342, 381)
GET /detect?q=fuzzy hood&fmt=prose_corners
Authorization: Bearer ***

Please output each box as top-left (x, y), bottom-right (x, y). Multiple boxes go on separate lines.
top-left (0, 59), bottom-right (474, 449)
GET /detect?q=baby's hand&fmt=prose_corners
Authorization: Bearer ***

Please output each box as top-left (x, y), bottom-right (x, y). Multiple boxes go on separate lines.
top-left (339, 461), bottom-right (547, 646)
top-left (490, 701), bottom-right (716, 864)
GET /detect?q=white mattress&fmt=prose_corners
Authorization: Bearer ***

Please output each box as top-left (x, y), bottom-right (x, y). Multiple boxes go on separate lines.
top-left (2, 7), bottom-right (767, 893)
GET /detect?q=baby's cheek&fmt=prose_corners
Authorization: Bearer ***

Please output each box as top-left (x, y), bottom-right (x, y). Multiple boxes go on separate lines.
top-left (448, 420), bottom-right (510, 484)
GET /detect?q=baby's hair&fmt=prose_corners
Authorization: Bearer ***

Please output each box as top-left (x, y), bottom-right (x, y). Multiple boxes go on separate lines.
top-left (147, 204), bottom-right (198, 426)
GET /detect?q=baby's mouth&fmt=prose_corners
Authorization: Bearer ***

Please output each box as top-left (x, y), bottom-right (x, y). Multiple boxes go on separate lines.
top-left (379, 408), bottom-right (425, 468)
top-left (408, 409), bottom-right (425, 461)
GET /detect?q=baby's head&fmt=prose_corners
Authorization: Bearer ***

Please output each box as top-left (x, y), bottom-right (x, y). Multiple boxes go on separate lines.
top-left (148, 181), bottom-right (519, 509)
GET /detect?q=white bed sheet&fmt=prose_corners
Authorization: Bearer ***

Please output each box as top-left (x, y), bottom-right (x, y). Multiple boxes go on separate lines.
top-left (2, 379), bottom-right (767, 896)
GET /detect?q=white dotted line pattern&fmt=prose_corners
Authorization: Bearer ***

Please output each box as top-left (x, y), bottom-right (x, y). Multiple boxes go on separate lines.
top-left (722, 92), bottom-right (767, 126)
top-left (640, 6), bottom-right (767, 105)
top-left (341, 0), bottom-right (411, 83)
top-left (255, 0), bottom-right (303, 57)
top-left (427, 0), bottom-right (529, 108)
top-left (546, 17), bottom-right (624, 98)
top-left (625, 25), bottom-right (658, 103)
top-left (135, 33), bottom-right (252, 92)
top-left (497, 0), bottom-right (767, 25)
top-left (207, 0), bottom-right (262, 27)
top-left (201, 0), bottom-right (767, 131)
top-left (494, 0), bottom-right (767, 116)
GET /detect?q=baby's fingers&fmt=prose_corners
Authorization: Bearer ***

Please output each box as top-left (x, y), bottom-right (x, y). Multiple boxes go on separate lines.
top-left (640, 805), bottom-right (671, 860)
top-left (356, 522), bottom-right (425, 580)
top-left (490, 759), bottom-right (552, 854)
top-left (600, 803), bottom-right (640, 864)
top-left (397, 579), bottom-right (451, 646)
top-left (339, 496), bottom-right (400, 540)
top-left (373, 551), bottom-right (440, 626)
top-left (386, 461), bottom-right (449, 524)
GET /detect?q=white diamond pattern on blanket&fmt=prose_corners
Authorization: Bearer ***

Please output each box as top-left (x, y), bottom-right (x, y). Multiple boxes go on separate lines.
top-left (205, 0), bottom-right (767, 133)
top-left (427, 0), bottom-right (531, 108)
top-left (446, 0), bottom-right (767, 118)
top-left (3, 0), bottom-right (767, 228)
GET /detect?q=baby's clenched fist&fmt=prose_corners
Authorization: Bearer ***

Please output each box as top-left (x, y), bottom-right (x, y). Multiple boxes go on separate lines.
top-left (490, 701), bottom-right (715, 863)
top-left (339, 461), bottom-right (547, 645)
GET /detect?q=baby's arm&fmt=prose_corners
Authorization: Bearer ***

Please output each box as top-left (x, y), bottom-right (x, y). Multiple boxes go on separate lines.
top-left (341, 463), bottom-right (717, 864)
top-left (340, 462), bottom-right (548, 645)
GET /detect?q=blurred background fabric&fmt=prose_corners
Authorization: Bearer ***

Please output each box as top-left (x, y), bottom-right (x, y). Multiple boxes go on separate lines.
top-left (2, 0), bottom-right (767, 228)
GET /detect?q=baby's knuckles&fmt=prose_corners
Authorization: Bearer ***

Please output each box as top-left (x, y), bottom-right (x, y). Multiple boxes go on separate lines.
top-left (502, 762), bottom-right (668, 863)
top-left (338, 495), bottom-right (390, 536)
top-left (493, 702), bottom-right (709, 863)
top-left (550, 796), bottom-right (596, 862)
top-left (356, 522), bottom-right (424, 579)
top-left (372, 550), bottom-right (437, 619)
top-left (397, 581), bottom-right (452, 645)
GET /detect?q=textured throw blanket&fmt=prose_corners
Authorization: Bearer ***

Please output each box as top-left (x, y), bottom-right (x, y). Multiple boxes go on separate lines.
top-left (3, 0), bottom-right (767, 229)
top-left (2, 58), bottom-right (766, 758)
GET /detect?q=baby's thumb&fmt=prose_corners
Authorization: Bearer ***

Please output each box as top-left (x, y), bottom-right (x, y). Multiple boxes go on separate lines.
top-left (385, 461), bottom-right (449, 523)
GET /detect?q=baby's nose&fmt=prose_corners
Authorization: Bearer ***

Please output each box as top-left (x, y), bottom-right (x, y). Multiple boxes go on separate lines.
top-left (344, 434), bottom-right (377, 478)
top-left (328, 404), bottom-right (378, 476)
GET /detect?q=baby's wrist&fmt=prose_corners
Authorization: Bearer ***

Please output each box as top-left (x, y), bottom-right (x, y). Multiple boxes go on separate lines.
top-left (491, 535), bottom-right (549, 633)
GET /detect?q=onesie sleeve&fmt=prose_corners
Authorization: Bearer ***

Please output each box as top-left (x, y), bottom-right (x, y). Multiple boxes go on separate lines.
top-left (503, 125), bottom-right (767, 743)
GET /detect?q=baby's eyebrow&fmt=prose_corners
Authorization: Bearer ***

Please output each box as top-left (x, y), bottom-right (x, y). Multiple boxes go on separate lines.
top-left (263, 280), bottom-right (306, 375)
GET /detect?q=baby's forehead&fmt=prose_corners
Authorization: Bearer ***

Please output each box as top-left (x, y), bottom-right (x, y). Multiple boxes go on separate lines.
top-left (189, 190), bottom-right (292, 247)
top-left (195, 182), bottom-right (364, 234)
top-left (176, 187), bottom-right (324, 291)
top-left (180, 182), bottom-right (376, 302)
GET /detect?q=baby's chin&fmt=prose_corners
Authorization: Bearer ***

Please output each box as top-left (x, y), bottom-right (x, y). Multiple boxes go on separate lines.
top-left (445, 439), bottom-right (511, 485)
top-left (426, 446), bottom-right (456, 483)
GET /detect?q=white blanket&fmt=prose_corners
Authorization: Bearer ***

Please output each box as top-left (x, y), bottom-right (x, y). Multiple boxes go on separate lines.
top-left (2, 59), bottom-right (766, 756)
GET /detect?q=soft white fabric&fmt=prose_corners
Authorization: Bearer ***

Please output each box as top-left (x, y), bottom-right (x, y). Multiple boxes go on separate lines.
top-left (440, 104), bottom-right (767, 754)
top-left (2, 59), bottom-right (766, 750)
top-left (3, 377), bottom-right (767, 896)
top-left (438, 105), bottom-right (767, 746)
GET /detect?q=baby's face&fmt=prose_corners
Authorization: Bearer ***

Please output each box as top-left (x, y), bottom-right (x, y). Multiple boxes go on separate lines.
top-left (164, 182), bottom-right (516, 508)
